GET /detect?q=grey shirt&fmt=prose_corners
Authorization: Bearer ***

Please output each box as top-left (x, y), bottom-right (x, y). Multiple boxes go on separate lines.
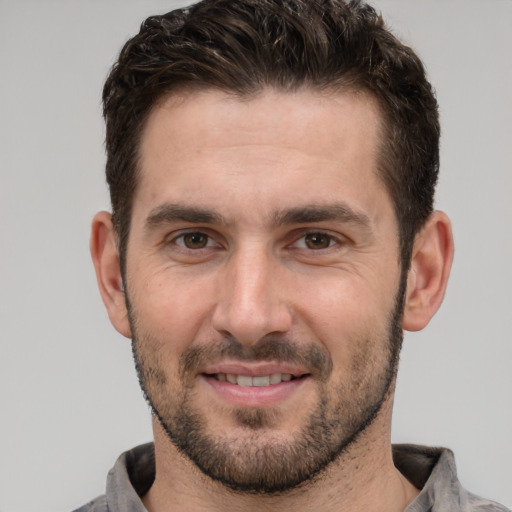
top-left (74, 443), bottom-right (509, 512)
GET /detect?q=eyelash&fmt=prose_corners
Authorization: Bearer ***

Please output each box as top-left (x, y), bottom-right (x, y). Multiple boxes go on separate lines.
top-left (292, 231), bottom-right (341, 250)
top-left (172, 231), bottom-right (220, 251)
top-left (168, 230), bottom-right (344, 253)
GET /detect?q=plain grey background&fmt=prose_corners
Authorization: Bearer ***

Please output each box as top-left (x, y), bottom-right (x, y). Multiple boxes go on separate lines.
top-left (0, 1), bottom-right (511, 510)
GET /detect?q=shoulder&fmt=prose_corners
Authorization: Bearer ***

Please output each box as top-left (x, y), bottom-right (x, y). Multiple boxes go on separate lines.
top-left (394, 445), bottom-right (510, 512)
top-left (464, 492), bottom-right (510, 512)
top-left (72, 494), bottom-right (108, 512)
top-left (70, 443), bottom-right (154, 512)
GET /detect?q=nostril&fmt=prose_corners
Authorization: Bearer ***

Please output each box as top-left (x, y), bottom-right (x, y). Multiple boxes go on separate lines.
top-left (211, 303), bottom-right (293, 345)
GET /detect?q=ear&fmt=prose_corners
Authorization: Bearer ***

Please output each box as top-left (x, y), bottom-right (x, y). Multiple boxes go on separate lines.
top-left (90, 211), bottom-right (132, 338)
top-left (402, 211), bottom-right (454, 332)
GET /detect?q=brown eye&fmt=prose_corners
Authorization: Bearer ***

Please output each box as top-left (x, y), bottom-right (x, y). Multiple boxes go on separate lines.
top-left (304, 233), bottom-right (332, 249)
top-left (181, 232), bottom-right (209, 249)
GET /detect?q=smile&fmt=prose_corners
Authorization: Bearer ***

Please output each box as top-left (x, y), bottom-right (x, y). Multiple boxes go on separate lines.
top-left (202, 371), bottom-right (309, 407)
top-left (200, 362), bottom-right (311, 406)
top-left (209, 373), bottom-right (301, 386)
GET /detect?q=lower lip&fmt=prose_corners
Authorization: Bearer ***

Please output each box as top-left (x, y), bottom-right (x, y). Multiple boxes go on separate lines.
top-left (201, 375), bottom-right (308, 407)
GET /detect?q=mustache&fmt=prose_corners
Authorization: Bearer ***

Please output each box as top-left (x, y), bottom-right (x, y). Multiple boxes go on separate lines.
top-left (179, 336), bottom-right (333, 381)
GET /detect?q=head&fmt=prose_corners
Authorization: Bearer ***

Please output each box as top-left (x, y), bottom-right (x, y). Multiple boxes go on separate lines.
top-left (93, 0), bottom-right (453, 496)
top-left (103, 0), bottom-right (440, 277)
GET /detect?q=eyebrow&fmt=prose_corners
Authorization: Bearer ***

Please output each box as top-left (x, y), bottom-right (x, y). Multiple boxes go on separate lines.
top-left (273, 204), bottom-right (372, 230)
top-left (144, 202), bottom-right (372, 231)
top-left (145, 204), bottom-right (225, 228)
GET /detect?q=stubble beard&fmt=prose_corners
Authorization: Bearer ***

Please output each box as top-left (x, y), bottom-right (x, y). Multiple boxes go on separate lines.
top-left (127, 282), bottom-right (405, 495)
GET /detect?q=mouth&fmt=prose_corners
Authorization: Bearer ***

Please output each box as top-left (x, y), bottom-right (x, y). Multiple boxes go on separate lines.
top-left (204, 372), bottom-right (308, 387)
top-left (199, 365), bottom-right (311, 407)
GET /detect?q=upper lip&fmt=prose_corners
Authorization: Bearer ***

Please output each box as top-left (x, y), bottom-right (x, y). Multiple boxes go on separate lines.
top-left (201, 361), bottom-right (309, 378)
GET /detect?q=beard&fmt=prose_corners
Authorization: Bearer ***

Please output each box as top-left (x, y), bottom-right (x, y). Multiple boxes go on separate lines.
top-left (127, 278), bottom-right (405, 495)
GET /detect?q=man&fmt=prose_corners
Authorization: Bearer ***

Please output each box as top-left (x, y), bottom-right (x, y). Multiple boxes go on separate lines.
top-left (79, 0), bottom-right (508, 511)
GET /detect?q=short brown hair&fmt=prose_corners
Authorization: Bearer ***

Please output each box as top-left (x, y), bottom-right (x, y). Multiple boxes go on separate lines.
top-left (103, 0), bottom-right (440, 271)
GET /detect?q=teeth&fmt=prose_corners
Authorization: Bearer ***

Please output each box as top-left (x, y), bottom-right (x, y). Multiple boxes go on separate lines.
top-left (270, 373), bottom-right (282, 384)
top-left (215, 373), bottom-right (295, 386)
top-left (237, 375), bottom-right (253, 387)
top-left (252, 376), bottom-right (270, 387)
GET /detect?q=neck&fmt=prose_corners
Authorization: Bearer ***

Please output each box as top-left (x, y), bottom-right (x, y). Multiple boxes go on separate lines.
top-left (142, 396), bottom-right (419, 512)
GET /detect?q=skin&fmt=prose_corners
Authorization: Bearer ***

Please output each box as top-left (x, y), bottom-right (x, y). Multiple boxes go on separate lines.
top-left (91, 88), bottom-right (454, 512)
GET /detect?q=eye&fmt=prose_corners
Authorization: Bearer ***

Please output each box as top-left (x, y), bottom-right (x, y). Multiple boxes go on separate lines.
top-left (294, 232), bottom-right (338, 250)
top-left (174, 232), bottom-right (215, 250)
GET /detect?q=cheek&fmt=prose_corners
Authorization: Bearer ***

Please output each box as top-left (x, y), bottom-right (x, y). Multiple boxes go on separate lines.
top-left (129, 269), bottom-right (218, 356)
top-left (293, 272), bottom-right (397, 366)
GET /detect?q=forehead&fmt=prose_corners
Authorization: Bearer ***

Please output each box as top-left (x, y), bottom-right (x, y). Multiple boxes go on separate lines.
top-left (134, 88), bottom-right (391, 227)
top-left (142, 87), bottom-right (381, 162)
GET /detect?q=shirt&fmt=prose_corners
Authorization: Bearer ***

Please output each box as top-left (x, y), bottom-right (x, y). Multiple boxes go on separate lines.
top-left (73, 443), bottom-right (510, 512)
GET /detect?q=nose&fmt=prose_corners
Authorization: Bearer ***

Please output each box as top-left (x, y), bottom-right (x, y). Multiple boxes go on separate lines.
top-left (211, 245), bottom-right (293, 345)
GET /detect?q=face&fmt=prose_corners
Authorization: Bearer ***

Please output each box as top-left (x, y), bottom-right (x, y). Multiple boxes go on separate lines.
top-left (125, 89), bottom-right (405, 493)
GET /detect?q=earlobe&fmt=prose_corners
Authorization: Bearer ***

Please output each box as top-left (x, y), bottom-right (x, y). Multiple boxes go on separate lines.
top-left (90, 211), bottom-right (132, 338)
top-left (402, 211), bottom-right (454, 332)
